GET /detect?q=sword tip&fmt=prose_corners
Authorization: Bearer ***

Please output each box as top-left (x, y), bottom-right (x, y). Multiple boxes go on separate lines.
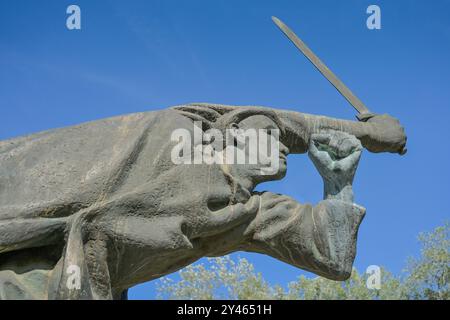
top-left (271, 16), bottom-right (280, 23)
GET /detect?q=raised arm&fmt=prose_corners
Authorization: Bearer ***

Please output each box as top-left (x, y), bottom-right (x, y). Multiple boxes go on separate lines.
top-left (274, 108), bottom-right (407, 155)
top-left (174, 103), bottom-right (406, 155)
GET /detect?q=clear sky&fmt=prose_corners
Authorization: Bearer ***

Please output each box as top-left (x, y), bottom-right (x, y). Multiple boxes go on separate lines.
top-left (1, 0), bottom-right (449, 299)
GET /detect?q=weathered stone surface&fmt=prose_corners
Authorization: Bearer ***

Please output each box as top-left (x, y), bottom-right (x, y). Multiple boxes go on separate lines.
top-left (0, 103), bottom-right (406, 299)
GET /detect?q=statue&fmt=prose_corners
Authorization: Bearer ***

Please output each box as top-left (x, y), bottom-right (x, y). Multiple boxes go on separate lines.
top-left (0, 18), bottom-right (407, 300)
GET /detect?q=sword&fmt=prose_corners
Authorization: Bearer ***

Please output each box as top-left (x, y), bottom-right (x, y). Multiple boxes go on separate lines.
top-left (272, 16), bottom-right (371, 116)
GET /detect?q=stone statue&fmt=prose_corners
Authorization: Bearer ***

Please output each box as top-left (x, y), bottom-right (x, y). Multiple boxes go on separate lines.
top-left (0, 16), bottom-right (407, 299)
top-left (0, 103), bottom-right (406, 299)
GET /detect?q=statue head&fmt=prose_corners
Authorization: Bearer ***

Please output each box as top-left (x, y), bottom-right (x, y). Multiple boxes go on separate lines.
top-left (227, 114), bottom-right (289, 186)
top-left (174, 103), bottom-right (290, 189)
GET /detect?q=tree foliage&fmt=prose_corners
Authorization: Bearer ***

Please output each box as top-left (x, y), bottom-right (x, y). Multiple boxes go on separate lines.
top-left (402, 222), bottom-right (449, 299)
top-left (156, 222), bottom-right (449, 300)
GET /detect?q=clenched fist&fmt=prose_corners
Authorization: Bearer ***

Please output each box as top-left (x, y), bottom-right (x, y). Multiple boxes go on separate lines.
top-left (308, 130), bottom-right (363, 188)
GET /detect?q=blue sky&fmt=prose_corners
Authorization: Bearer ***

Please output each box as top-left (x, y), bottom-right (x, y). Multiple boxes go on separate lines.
top-left (1, 0), bottom-right (449, 299)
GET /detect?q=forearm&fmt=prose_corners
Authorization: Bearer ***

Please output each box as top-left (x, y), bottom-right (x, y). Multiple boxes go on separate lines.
top-left (323, 183), bottom-right (353, 203)
top-left (304, 112), bottom-right (401, 154)
top-left (274, 110), bottom-right (367, 153)
top-left (275, 109), bottom-right (403, 154)
top-left (305, 113), bottom-right (370, 144)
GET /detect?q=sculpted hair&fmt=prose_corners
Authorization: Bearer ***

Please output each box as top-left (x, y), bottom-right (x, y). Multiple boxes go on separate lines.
top-left (172, 103), bottom-right (286, 137)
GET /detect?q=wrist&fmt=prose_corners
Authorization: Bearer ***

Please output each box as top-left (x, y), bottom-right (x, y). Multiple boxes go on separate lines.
top-left (323, 181), bottom-right (354, 203)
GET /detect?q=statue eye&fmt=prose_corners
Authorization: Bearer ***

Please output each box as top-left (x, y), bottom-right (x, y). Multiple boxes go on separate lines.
top-left (203, 134), bottom-right (215, 145)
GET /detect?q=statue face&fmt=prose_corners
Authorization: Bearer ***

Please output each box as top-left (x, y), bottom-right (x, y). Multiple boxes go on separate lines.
top-left (232, 115), bottom-right (289, 183)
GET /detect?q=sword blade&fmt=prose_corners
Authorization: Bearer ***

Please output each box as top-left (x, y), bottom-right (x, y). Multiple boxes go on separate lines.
top-left (272, 16), bottom-right (370, 114)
